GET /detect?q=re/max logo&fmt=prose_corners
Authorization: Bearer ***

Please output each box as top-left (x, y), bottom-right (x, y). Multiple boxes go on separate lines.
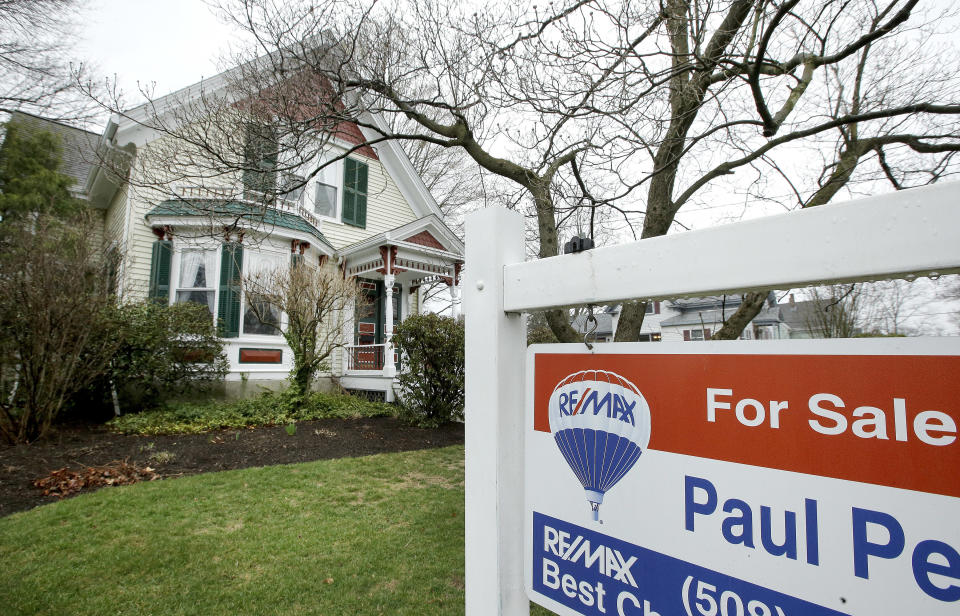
top-left (557, 388), bottom-right (637, 426)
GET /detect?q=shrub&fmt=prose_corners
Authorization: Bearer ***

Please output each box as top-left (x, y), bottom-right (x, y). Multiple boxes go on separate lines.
top-left (0, 215), bottom-right (121, 443)
top-left (392, 313), bottom-right (464, 427)
top-left (105, 302), bottom-right (229, 412)
top-left (107, 389), bottom-right (394, 435)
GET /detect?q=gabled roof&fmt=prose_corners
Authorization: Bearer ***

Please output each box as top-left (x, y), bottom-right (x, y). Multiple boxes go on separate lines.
top-left (779, 300), bottom-right (824, 330)
top-left (338, 214), bottom-right (464, 258)
top-left (146, 199), bottom-right (333, 250)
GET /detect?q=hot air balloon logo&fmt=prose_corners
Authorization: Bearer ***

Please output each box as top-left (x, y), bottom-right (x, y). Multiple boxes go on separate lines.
top-left (548, 370), bottom-right (651, 522)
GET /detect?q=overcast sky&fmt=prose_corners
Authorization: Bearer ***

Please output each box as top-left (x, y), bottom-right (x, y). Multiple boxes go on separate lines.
top-left (76, 0), bottom-right (243, 108)
top-left (70, 1), bottom-right (959, 331)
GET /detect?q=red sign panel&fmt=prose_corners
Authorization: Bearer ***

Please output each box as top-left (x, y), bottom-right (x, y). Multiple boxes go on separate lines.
top-left (534, 353), bottom-right (960, 498)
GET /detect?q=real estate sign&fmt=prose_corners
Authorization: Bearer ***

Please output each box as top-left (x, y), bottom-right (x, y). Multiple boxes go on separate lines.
top-left (524, 339), bottom-right (960, 616)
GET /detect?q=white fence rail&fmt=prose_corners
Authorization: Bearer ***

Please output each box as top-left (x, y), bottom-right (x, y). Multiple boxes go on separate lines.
top-left (504, 182), bottom-right (960, 312)
top-left (463, 181), bottom-right (960, 616)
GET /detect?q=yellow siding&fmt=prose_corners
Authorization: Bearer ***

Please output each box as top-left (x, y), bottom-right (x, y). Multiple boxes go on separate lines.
top-left (86, 209), bottom-right (107, 253)
top-left (104, 184), bottom-right (128, 247)
top-left (320, 157), bottom-right (419, 249)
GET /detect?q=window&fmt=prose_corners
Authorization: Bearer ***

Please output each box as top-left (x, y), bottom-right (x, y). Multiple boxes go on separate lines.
top-left (645, 301), bottom-right (661, 315)
top-left (683, 328), bottom-right (711, 341)
top-left (176, 248), bottom-right (218, 318)
top-left (243, 123), bottom-right (278, 198)
top-left (242, 252), bottom-right (284, 337)
top-left (342, 158), bottom-right (368, 228)
top-left (279, 172), bottom-right (306, 203)
top-left (243, 295), bottom-right (281, 336)
top-left (314, 182), bottom-right (337, 218)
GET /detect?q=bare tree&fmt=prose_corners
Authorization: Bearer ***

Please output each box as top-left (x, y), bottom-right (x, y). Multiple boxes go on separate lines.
top-left (90, 0), bottom-right (960, 339)
top-left (799, 284), bottom-right (869, 338)
top-left (243, 261), bottom-right (362, 394)
top-left (0, 0), bottom-right (100, 121)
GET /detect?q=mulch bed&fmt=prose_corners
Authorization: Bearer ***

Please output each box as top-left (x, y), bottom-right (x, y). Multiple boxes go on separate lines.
top-left (0, 417), bottom-right (464, 518)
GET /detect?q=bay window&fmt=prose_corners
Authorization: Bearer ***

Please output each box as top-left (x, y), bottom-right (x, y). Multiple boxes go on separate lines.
top-left (176, 248), bottom-right (218, 318)
top-left (242, 252), bottom-right (284, 336)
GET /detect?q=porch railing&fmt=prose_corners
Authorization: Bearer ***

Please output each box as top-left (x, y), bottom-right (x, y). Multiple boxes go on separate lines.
top-left (346, 344), bottom-right (386, 371)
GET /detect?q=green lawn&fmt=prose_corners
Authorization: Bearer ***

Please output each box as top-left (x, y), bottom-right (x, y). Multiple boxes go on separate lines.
top-left (0, 445), bottom-right (557, 616)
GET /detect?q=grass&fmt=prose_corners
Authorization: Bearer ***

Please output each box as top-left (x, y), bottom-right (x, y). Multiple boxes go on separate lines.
top-left (107, 389), bottom-right (395, 435)
top-left (0, 445), bottom-right (560, 616)
top-left (0, 446), bottom-right (467, 615)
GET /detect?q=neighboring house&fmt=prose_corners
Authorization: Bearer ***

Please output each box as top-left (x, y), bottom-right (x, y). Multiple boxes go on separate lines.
top-left (77, 73), bottom-right (463, 401)
top-left (571, 309), bottom-right (615, 343)
top-left (659, 294), bottom-right (786, 341)
top-left (779, 295), bottom-right (832, 339)
top-left (3, 111), bottom-right (100, 197)
top-left (572, 294), bottom-right (819, 341)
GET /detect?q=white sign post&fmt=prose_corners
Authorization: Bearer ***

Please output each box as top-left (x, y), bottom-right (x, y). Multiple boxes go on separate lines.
top-left (463, 181), bottom-right (960, 616)
top-left (464, 208), bottom-right (529, 616)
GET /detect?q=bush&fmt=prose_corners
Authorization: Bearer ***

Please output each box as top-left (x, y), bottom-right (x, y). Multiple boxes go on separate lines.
top-left (0, 215), bottom-right (121, 442)
top-left (105, 302), bottom-right (229, 412)
top-left (107, 389), bottom-right (394, 435)
top-left (392, 313), bottom-right (464, 427)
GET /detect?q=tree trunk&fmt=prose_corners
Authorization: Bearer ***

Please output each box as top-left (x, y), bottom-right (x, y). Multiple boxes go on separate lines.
top-left (531, 178), bottom-right (580, 343)
top-left (711, 292), bottom-right (769, 340)
top-left (613, 301), bottom-right (648, 341)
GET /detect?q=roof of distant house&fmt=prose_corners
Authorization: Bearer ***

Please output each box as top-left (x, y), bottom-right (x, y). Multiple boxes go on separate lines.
top-left (6, 111), bottom-right (99, 195)
top-left (571, 311), bottom-right (615, 337)
top-left (778, 299), bottom-right (824, 331)
top-left (660, 304), bottom-right (783, 328)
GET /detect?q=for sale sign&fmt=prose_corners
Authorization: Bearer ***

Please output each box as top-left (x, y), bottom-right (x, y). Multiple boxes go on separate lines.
top-left (524, 339), bottom-right (960, 616)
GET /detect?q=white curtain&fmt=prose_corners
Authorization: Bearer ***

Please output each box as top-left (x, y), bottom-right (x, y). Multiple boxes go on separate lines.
top-left (179, 250), bottom-right (205, 288)
top-left (178, 249), bottom-right (217, 314)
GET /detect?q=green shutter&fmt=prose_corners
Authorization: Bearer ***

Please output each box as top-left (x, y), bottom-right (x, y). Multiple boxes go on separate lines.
top-left (290, 253), bottom-right (303, 268)
top-left (342, 158), bottom-right (368, 228)
top-left (217, 243), bottom-right (244, 338)
top-left (342, 158), bottom-right (356, 225)
top-left (148, 240), bottom-right (172, 303)
top-left (356, 161), bottom-right (368, 228)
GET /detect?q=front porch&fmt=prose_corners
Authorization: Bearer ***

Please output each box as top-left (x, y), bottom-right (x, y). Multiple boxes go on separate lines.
top-left (336, 218), bottom-right (464, 401)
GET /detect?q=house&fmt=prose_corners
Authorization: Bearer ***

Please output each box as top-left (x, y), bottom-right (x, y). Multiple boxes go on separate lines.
top-left (572, 293), bottom-right (811, 341)
top-left (78, 72), bottom-right (464, 401)
top-left (659, 294), bottom-right (788, 341)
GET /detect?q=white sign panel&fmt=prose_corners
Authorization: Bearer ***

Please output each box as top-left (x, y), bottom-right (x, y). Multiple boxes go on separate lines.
top-left (524, 339), bottom-right (960, 616)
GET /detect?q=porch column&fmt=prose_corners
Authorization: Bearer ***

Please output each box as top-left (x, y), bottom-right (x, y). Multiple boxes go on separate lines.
top-left (450, 284), bottom-right (462, 320)
top-left (450, 262), bottom-right (463, 320)
top-left (383, 273), bottom-right (396, 378)
top-left (407, 285), bottom-right (415, 316)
